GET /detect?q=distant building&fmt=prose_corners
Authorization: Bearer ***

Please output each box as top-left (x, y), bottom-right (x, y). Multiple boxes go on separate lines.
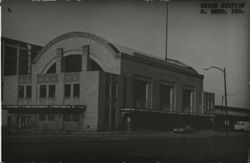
top-left (2, 32), bottom-right (215, 132)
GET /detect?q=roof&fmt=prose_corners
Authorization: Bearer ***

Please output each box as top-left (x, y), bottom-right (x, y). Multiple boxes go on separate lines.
top-left (114, 43), bottom-right (192, 68)
top-left (110, 42), bottom-right (202, 78)
top-left (2, 32), bottom-right (202, 78)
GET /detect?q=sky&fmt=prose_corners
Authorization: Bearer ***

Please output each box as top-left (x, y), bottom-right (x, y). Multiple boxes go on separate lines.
top-left (2, 0), bottom-right (249, 108)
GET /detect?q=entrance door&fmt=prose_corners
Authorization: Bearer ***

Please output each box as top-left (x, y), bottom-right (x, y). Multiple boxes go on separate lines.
top-left (20, 115), bottom-right (32, 128)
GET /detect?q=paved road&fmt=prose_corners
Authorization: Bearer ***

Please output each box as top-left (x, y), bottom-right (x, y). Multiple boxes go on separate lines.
top-left (2, 131), bottom-right (250, 163)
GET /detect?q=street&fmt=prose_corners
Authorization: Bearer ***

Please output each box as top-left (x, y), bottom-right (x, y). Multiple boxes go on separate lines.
top-left (2, 131), bottom-right (250, 163)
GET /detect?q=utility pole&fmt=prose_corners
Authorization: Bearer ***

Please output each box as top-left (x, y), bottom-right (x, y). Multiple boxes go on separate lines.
top-left (165, 0), bottom-right (169, 60)
top-left (204, 66), bottom-right (228, 135)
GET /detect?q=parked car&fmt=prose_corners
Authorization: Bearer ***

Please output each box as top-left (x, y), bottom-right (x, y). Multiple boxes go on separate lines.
top-left (173, 126), bottom-right (195, 133)
top-left (234, 121), bottom-right (250, 131)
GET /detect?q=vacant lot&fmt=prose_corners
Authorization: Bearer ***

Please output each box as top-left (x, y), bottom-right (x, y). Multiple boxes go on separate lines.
top-left (2, 131), bottom-right (250, 163)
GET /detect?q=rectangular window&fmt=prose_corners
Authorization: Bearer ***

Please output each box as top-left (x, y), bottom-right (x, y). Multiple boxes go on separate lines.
top-left (112, 76), bottom-right (117, 99)
top-left (183, 89), bottom-right (193, 113)
top-left (48, 85), bottom-right (56, 98)
top-left (39, 114), bottom-right (46, 121)
top-left (73, 84), bottom-right (80, 97)
top-left (48, 114), bottom-right (55, 121)
top-left (5, 46), bottom-right (17, 75)
top-left (72, 114), bottom-right (79, 122)
top-left (40, 85), bottom-right (47, 98)
top-left (18, 85), bottom-right (24, 98)
top-left (160, 84), bottom-right (172, 111)
top-left (134, 80), bottom-right (149, 109)
top-left (203, 92), bottom-right (215, 114)
top-left (26, 85), bottom-right (32, 98)
top-left (64, 84), bottom-right (71, 97)
top-left (19, 49), bottom-right (29, 75)
top-left (63, 114), bottom-right (70, 121)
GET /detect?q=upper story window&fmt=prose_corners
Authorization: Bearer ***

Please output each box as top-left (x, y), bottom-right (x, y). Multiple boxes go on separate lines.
top-left (19, 49), bottom-right (29, 75)
top-left (160, 82), bottom-right (175, 111)
top-left (18, 85), bottom-right (24, 98)
top-left (26, 85), bottom-right (32, 98)
top-left (73, 84), bottom-right (80, 97)
top-left (64, 55), bottom-right (82, 73)
top-left (64, 84), bottom-right (71, 98)
top-left (45, 55), bottom-right (104, 74)
top-left (64, 83), bottom-right (80, 98)
top-left (133, 76), bottom-right (151, 109)
top-left (48, 85), bottom-right (56, 98)
top-left (4, 46), bottom-right (17, 75)
top-left (40, 85), bottom-right (47, 98)
top-left (39, 84), bottom-right (56, 98)
top-left (18, 85), bottom-right (32, 99)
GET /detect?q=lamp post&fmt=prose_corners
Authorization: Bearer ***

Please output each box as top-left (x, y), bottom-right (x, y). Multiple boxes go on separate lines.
top-left (204, 66), bottom-right (228, 134)
top-left (221, 94), bottom-right (233, 106)
top-left (165, 0), bottom-right (169, 60)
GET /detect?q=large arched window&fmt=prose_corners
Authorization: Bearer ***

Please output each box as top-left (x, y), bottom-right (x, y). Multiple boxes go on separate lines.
top-left (45, 54), bottom-right (103, 73)
top-left (64, 55), bottom-right (82, 72)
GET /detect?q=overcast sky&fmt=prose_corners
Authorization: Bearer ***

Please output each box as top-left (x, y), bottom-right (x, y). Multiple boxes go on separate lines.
top-left (2, 0), bottom-right (248, 108)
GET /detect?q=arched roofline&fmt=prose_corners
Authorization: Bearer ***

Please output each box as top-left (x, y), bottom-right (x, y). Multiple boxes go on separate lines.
top-left (33, 31), bottom-right (121, 64)
top-left (41, 51), bottom-right (106, 73)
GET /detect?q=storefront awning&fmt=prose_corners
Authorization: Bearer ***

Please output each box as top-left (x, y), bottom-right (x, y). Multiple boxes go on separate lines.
top-left (3, 105), bottom-right (86, 114)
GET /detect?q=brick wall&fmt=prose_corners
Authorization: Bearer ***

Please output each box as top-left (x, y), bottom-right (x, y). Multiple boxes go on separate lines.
top-left (121, 57), bottom-right (203, 113)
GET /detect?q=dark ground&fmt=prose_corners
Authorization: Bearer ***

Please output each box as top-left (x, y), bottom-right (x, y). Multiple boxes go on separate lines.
top-left (2, 130), bottom-right (250, 163)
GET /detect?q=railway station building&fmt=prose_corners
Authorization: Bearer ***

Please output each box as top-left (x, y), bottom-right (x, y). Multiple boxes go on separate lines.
top-left (2, 32), bottom-right (215, 132)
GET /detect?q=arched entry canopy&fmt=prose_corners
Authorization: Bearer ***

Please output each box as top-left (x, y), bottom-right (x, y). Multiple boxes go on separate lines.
top-left (32, 32), bottom-right (122, 74)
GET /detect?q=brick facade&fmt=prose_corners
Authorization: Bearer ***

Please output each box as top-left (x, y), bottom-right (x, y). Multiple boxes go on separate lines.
top-left (2, 32), bottom-right (215, 132)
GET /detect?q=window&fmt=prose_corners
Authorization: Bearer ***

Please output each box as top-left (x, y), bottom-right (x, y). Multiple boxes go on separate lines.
top-left (64, 84), bottom-right (71, 97)
top-left (72, 114), bottom-right (79, 122)
top-left (48, 85), bottom-right (56, 97)
top-left (112, 76), bottom-right (117, 99)
top-left (183, 89), bottom-right (193, 113)
top-left (48, 114), bottom-right (55, 121)
top-left (46, 63), bottom-right (56, 74)
top-left (160, 84), bottom-right (173, 111)
top-left (26, 85), bottom-right (32, 98)
top-left (19, 49), bottom-right (29, 75)
top-left (63, 55), bottom-right (82, 72)
top-left (40, 85), bottom-right (47, 98)
top-left (18, 85), bottom-right (24, 98)
top-left (63, 114), bottom-right (70, 121)
top-left (106, 76), bottom-right (110, 98)
top-left (134, 79), bottom-right (149, 109)
top-left (73, 84), bottom-right (80, 97)
top-left (5, 46), bottom-right (17, 75)
top-left (203, 92), bottom-right (214, 114)
top-left (39, 114), bottom-right (46, 121)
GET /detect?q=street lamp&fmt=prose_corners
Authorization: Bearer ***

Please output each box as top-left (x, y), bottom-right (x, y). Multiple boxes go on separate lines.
top-left (204, 66), bottom-right (228, 134)
top-left (165, 0), bottom-right (170, 60)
